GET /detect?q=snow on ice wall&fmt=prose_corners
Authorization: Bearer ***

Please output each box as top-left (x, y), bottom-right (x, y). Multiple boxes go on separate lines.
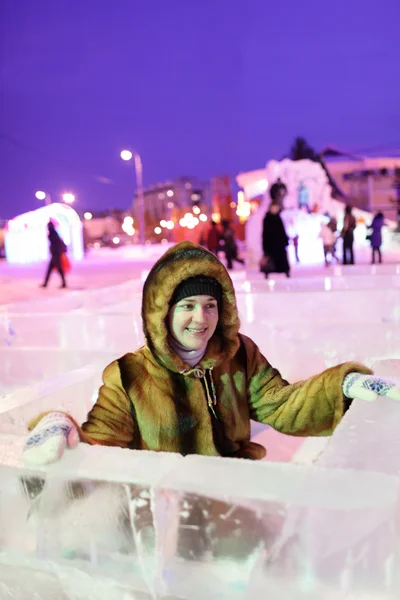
top-left (1, 267), bottom-right (400, 598)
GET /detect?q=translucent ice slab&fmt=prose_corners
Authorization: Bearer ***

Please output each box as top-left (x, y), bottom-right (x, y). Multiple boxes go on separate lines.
top-left (0, 445), bottom-right (399, 599)
top-left (0, 362), bottom-right (103, 437)
top-left (0, 311), bottom-right (144, 350)
top-left (0, 348), bottom-right (116, 396)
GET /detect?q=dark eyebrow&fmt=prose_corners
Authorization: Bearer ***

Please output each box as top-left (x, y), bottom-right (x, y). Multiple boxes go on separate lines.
top-left (178, 297), bottom-right (217, 303)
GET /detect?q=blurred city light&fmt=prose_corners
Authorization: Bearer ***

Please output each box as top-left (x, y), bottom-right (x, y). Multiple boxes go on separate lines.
top-left (199, 214), bottom-right (207, 222)
top-left (179, 218), bottom-right (186, 227)
top-left (167, 190), bottom-right (174, 197)
top-left (160, 220), bottom-right (167, 228)
top-left (236, 190), bottom-right (250, 220)
top-left (84, 212), bottom-right (93, 220)
top-left (63, 193), bottom-right (75, 204)
top-left (120, 150), bottom-right (133, 161)
top-left (113, 236), bottom-right (120, 244)
top-left (192, 206), bottom-right (201, 214)
top-left (166, 220), bottom-right (174, 230)
top-left (124, 216), bottom-right (134, 225)
top-left (35, 191), bottom-right (46, 201)
top-left (154, 226), bottom-right (162, 234)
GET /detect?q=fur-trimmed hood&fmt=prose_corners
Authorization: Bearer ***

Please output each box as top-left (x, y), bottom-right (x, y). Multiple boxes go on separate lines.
top-left (142, 242), bottom-right (240, 372)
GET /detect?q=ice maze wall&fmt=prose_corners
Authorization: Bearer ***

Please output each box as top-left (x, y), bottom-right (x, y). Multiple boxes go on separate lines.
top-left (1, 269), bottom-right (400, 598)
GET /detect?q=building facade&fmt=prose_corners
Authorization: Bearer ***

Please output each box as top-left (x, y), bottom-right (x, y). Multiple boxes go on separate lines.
top-left (133, 177), bottom-right (211, 241)
top-left (326, 157), bottom-right (400, 222)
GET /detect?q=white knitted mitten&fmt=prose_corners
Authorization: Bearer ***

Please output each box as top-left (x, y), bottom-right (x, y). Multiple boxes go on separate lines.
top-left (342, 373), bottom-right (400, 402)
top-left (24, 412), bottom-right (79, 465)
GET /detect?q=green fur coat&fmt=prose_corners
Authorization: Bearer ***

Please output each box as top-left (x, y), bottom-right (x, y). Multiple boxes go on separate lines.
top-left (73, 242), bottom-right (371, 460)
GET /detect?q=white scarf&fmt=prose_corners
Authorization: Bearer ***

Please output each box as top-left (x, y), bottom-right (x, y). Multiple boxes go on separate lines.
top-left (168, 335), bottom-right (207, 367)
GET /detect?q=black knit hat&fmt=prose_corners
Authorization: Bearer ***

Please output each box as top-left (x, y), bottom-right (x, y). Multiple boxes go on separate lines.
top-left (170, 276), bottom-right (222, 307)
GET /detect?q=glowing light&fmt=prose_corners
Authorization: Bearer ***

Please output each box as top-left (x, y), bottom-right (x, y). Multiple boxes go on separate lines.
top-left (199, 214), bottom-right (207, 222)
top-left (161, 238), bottom-right (168, 244)
top-left (166, 220), bottom-right (174, 230)
top-left (193, 217), bottom-right (199, 225)
top-left (167, 190), bottom-right (174, 197)
top-left (167, 201), bottom-right (174, 208)
top-left (185, 182), bottom-right (191, 189)
top-left (236, 190), bottom-right (250, 221)
top-left (63, 193), bottom-right (75, 204)
top-left (184, 213), bottom-right (192, 219)
top-left (211, 213), bottom-right (221, 223)
top-left (113, 236), bottom-right (120, 244)
top-left (160, 220), bottom-right (167, 227)
top-left (122, 215), bottom-right (134, 234)
top-left (192, 206), bottom-right (201, 215)
top-left (154, 227), bottom-right (162, 234)
top-left (120, 150), bottom-right (133, 161)
top-left (84, 212), bottom-right (93, 220)
top-left (35, 191), bottom-right (46, 201)
top-left (94, 242), bottom-right (101, 249)
top-left (230, 202), bottom-right (236, 208)
top-left (179, 218), bottom-right (186, 227)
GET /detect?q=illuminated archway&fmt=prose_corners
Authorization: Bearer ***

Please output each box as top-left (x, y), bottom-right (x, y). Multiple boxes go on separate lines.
top-left (5, 203), bottom-right (84, 264)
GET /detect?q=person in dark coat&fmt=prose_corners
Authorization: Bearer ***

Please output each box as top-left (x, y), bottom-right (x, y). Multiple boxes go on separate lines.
top-left (341, 205), bottom-right (356, 265)
top-left (269, 178), bottom-right (287, 207)
top-left (367, 212), bottom-right (385, 264)
top-left (206, 220), bottom-right (221, 255)
top-left (41, 222), bottom-right (67, 288)
top-left (262, 204), bottom-right (290, 278)
top-left (220, 220), bottom-right (244, 270)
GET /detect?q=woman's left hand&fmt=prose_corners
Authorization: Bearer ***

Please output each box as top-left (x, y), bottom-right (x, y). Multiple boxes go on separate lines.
top-left (343, 373), bottom-right (400, 402)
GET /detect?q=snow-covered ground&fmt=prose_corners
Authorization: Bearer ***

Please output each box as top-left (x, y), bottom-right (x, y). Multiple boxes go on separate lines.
top-left (1, 244), bottom-right (400, 599)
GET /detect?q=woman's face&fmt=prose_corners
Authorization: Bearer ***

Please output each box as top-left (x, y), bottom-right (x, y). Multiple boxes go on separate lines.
top-left (168, 295), bottom-right (219, 350)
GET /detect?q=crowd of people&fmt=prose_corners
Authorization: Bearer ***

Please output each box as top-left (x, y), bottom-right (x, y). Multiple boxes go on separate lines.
top-left (42, 183), bottom-right (387, 293)
top-left (257, 178), bottom-right (386, 273)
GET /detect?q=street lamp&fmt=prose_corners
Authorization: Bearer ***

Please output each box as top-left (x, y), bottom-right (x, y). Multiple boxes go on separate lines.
top-left (120, 149), bottom-right (145, 245)
top-left (62, 193), bottom-right (75, 204)
top-left (35, 190), bottom-right (51, 206)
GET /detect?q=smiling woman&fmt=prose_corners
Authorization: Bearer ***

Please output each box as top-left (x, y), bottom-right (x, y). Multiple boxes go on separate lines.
top-left (25, 241), bottom-right (398, 468)
top-left (168, 277), bottom-right (221, 353)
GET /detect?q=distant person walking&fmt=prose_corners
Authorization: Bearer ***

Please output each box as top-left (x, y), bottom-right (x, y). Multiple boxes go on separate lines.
top-left (206, 220), bottom-right (221, 255)
top-left (367, 211), bottom-right (385, 264)
top-left (341, 205), bottom-right (356, 265)
top-left (261, 204), bottom-right (290, 278)
top-left (319, 218), bottom-right (339, 267)
top-left (41, 222), bottom-right (67, 288)
top-left (220, 220), bottom-right (244, 270)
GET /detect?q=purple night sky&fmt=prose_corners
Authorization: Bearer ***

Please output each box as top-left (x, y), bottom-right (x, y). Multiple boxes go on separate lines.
top-left (1, 0), bottom-right (399, 219)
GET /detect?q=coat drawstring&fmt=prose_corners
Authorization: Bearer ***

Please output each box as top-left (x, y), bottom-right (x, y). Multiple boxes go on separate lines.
top-left (180, 366), bottom-right (218, 418)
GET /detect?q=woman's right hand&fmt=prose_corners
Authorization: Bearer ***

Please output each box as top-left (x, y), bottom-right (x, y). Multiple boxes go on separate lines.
top-left (24, 412), bottom-right (80, 465)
